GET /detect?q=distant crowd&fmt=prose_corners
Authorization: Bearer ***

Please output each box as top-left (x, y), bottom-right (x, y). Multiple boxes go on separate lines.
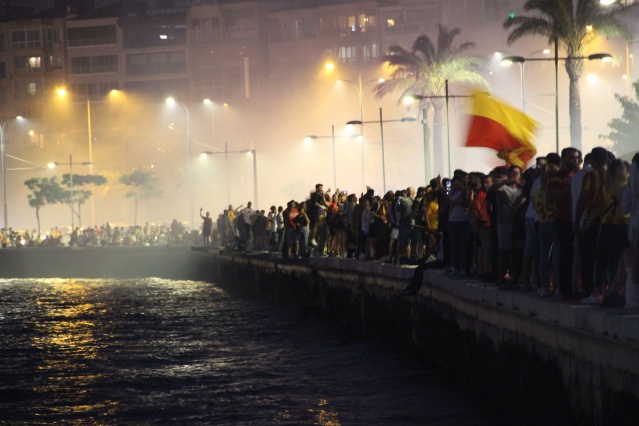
top-left (0, 220), bottom-right (198, 248)
top-left (211, 146), bottom-right (639, 308)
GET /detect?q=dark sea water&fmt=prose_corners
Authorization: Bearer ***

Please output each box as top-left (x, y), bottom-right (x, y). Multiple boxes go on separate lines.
top-left (0, 278), bottom-right (497, 425)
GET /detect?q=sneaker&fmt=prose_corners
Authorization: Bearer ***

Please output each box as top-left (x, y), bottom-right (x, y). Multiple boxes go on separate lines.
top-left (580, 294), bottom-right (600, 305)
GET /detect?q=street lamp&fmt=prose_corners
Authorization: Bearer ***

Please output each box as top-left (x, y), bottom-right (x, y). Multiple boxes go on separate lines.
top-left (304, 125), bottom-right (337, 189)
top-left (0, 116), bottom-right (25, 230)
top-left (501, 40), bottom-right (612, 153)
top-left (347, 108), bottom-right (415, 193)
top-left (166, 97), bottom-right (216, 227)
top-left (336, 75), bottom-right (385, 187)
top-left (499, 49), bottom-right (550, 112)
top-left (48, 154), bottom-right (92, 230)
top-left (403, 81), bottom-right (472, 177)
top-left (200, 144), bottom-right (258, 209)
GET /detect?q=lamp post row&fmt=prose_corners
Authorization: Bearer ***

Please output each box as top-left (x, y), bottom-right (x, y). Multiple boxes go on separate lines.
top-left (501, 39), bottom-right (612, 153)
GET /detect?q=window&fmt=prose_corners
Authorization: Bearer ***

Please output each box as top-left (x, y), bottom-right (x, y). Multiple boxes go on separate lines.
top-left (383, 11), bottom-right (403, 33)
top-left (362, 44), bottom-right (379, 60)
top-left (13, 55), bottom-right (43, 73)
top-left (191, 18), bottom-right (221, 43)
top-left (126, 51), bottom-right (186, 76)
top-left (0, 35), bottom-right (5, 51)
top-left (70, 55), bottom-right (118, 74)
top-left (224, 8), bottom-right (256, 33)
top-left (0, 63), bottom-right (5, 79)
top-left (68, 25), bottom-right (116, 47)
top-left (123, 22), bottom-right (186, 48)
top-left (338, 45), bottom-right (357, 62)
top-left (11, 27), bottom-right (41, 49)
top-left (13, 78), bottom-right (42, 100)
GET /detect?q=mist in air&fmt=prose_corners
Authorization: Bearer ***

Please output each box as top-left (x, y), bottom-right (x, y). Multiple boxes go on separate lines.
top-left (3, 22), bottom-right (631, 233)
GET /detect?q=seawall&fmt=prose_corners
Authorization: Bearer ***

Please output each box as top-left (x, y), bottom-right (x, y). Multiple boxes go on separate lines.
top-left (209, 253), bottom-right (639, 426)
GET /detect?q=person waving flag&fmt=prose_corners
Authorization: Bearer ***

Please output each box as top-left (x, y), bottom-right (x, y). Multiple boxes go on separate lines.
top-left (465, 91), bottom-right (538, 169)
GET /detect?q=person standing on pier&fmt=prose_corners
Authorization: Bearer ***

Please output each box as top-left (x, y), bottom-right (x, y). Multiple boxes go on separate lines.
top-left (200, 208), bottom-right (213, 246)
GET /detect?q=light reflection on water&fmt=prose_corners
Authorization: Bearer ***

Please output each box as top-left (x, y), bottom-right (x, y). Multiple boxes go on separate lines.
top-left (0, 278), bottom-right (497, 425)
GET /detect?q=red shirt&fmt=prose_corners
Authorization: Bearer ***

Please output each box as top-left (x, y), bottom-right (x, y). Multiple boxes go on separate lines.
top-left (284, 208), bottom-right (298, 230)
top-left (471, 189), bottom-right (490, 227)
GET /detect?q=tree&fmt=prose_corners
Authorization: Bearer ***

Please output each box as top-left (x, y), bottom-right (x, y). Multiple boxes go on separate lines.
top-left (504, 0), bottom-right (632, 151)
top-left (60, 174), bottom-right (107, 228)
top-left (375, 25), bottom-right (489, 175)
top-left (601, 79), bottom-right (639, 157)
top-left (24, 177), bottom-right (64, 237)
top-left (119, 169), bottom-right (162, 226)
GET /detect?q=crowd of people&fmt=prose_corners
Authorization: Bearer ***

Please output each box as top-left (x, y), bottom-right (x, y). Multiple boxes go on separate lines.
top-left (212, 146), bottom-right (639, 308)
top-left (0, 221), bottom-right (198, 248)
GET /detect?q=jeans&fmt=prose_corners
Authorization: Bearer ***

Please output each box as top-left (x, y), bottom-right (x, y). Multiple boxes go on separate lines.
top-left (298, 226), bottom-right (309, 256)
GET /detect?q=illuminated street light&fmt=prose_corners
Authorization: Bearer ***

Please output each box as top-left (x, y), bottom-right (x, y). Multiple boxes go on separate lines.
top-left (330, 62), bottom-right (385, 188)
top-left (166, 97), bottom-right (217, 227)
top-left (498, 49), bottom-right (550, 112)
top-left (347, 108), bottom-right (416, 193)
top-left (403, 81), bottom-right (471, 177)
top-left (304, 125), bottom-right (338, 189)
top-left (501, 41), bottom-right (612, 153)
top-left (48, 154), bottom-right (92, 230)
top-left (200, 144), bottom-right (258, 208)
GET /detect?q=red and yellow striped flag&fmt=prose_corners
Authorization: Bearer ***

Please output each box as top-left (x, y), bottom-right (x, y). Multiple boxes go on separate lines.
top-left (465, 91), bottom-right (538, 168)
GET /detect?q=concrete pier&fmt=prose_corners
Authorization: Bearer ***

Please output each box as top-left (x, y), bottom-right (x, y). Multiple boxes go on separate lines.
top-left (209, 252), bottom-right (639, 426)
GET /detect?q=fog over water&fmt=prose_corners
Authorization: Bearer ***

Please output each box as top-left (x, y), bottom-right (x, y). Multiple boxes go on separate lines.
top-left (2, 3), bottom-right (634, 233)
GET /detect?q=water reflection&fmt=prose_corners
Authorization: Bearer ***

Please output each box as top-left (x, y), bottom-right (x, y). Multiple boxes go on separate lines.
top-left (0, 278), bottom-right (497, 424)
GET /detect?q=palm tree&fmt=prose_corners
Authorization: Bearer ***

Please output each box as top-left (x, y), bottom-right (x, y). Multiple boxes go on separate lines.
top-left (504, 0), bottom-right (632, 151)
top-left (375, 25), bottom-right (488, 176)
